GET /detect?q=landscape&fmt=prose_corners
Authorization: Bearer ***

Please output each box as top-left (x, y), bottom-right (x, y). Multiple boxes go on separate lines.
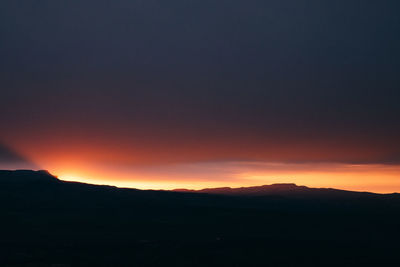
top-left (1, 1), bottom-right (400, 266)
top-left (2, 170), bottom-right (400, 266)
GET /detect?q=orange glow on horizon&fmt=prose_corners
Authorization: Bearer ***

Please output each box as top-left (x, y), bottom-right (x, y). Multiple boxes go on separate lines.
top-left (3, 136), bottom-right (400, 194)
top-left (53, 163), bottom-right (400, 193)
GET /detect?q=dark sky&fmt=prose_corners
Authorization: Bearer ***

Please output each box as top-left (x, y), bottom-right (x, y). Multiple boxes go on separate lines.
top-left (1, 1), bottom-right (400, 190)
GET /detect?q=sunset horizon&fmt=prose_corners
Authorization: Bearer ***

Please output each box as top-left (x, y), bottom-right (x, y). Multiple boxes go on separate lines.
top-left (1, 1), bottom-right (400, 266)
top-left (3, 161), bottom-right (400, 193)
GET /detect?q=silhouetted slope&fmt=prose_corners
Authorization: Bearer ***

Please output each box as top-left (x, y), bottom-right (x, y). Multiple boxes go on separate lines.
top-left (174, 183), bottom-right (378, 197)
top-left (1, 170), bottom-right (400, 267)
top-left (0, 169), bottom-right (58, 183)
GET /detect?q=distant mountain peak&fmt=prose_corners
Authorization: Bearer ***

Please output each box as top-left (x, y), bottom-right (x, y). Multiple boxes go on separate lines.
top-left (174, 183), bottom-right (304, 192)
top-left (267, 183), bottom-right (298, 187)
top-left (172, 183), bottom-right (362, 197)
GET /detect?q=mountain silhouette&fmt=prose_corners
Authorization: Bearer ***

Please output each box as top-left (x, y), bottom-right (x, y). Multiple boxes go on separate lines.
top-left (173, 183), bottom-right (377, 197)
top-left (1, 170), bottom-right (400, 267)
top-left (0, 169), bottom-right (58, 182)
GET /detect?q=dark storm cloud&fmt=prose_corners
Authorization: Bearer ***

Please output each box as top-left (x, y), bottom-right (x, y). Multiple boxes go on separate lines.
top-left (1, 0), bottom-right (399, 164)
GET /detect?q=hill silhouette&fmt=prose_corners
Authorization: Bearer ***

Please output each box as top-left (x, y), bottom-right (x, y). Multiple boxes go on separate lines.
top-left (0, 169), bottom-right (57, 182)
top-left (173, 183), bottom-right (379, 197)
top-left (1, 170), bottom-right (400, 267)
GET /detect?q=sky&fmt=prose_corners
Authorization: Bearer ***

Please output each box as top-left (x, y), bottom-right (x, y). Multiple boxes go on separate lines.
top-left (1, 1), bottom-right (400, 192)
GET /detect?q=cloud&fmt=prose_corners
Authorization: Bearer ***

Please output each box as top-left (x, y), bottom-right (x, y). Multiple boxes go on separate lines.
top-left (0, 143), bottom-right (39, 170)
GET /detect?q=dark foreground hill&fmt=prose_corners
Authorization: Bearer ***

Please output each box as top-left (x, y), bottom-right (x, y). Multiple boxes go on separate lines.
top-left (1, 170), bottom-right (400, 267)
